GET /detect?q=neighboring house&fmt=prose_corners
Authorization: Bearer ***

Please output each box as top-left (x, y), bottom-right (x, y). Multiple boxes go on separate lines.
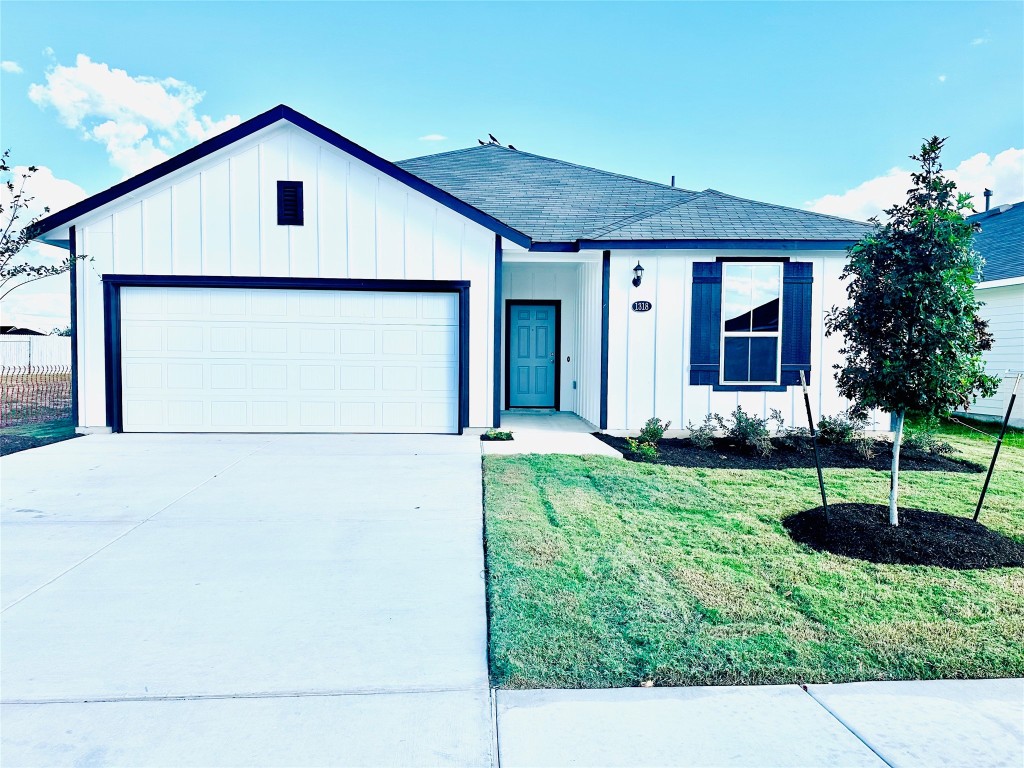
top-left (28, 105), bottom-right (873, 435)
top-left (955, 201), bottom-right (1024, 428)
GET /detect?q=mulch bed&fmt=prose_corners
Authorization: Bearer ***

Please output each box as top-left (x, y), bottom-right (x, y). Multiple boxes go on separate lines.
top-left (593, 434), bottom-right (984, 473)
top-left (783, 503), bottom-right (1024, 569)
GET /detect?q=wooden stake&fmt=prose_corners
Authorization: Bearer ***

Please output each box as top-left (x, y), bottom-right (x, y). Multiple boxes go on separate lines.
top-left (799, 370), bottom-right (828, 522)
top-left (974, 373), bottom-right (1021, 522)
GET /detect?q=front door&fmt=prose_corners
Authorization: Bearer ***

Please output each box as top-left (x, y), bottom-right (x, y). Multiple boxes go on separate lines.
top-left (508, 303), bottom-right (557, 408)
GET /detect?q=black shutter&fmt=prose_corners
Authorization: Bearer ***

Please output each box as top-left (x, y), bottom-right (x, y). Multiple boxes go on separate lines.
top-left (689, 262), bottom-right (722, 385)
top-left (781, 261), bottom-right (812, 385)
top-left (277, 181), bottom-right (304, 226)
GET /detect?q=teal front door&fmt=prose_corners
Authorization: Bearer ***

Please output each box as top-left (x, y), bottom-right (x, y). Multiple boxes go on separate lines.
top-left (508, 303), bottom-right (557, 408)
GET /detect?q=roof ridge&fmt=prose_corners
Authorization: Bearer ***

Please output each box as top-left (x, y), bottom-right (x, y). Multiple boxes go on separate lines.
top-left (703, 189), bottom-right (872, 227)
top-left (583, 190), bottom-right (708, 239)
top-left (401, 143), bottom-right (698, 196)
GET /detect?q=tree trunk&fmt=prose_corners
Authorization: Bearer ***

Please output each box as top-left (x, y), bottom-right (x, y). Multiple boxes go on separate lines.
top-left (889, 411), bottom-right (906, 526)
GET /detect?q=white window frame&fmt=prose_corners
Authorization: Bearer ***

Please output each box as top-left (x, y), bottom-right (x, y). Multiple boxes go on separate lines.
top-left (720, 262), bottom-right (783, 385)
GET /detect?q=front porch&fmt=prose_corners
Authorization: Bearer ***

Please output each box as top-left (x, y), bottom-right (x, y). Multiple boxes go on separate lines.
top-left (497, 255), bottom-right (604, 429)
top-left (483, 411), bottom-right (621, 457)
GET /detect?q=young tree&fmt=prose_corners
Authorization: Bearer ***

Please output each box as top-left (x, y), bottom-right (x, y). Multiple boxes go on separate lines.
top-left (826, 136), bottom-right (998, 526)
top-left (1, 150), bottom-right (78, 302)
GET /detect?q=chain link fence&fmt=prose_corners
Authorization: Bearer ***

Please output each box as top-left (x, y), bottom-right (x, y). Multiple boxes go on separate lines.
top-left (0, 366), bottom-right (73, 427)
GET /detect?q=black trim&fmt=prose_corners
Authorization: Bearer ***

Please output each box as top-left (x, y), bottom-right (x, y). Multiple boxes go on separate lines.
top-left (504, 300), bottom-right (561, 411)
top-left (715, 256), bottom-right (791, 263)
top-left (493, 235), bottom-right (502, 428)
top-left (101, 275), bottom-right (470, 435)
top-left (29, 105), bottom-right (532, 249)
top-left (599, 251), bottom-right (610, 430)
top-left (69, 226), bottom-right (79, 427)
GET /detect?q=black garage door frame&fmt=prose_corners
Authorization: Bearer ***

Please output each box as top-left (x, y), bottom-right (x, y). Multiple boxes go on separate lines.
top-left (101, 274), bottom-right (471, 434)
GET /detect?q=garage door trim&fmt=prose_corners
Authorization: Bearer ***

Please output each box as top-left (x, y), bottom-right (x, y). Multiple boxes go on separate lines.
top-left (101, 274), bottom-right (471, 434)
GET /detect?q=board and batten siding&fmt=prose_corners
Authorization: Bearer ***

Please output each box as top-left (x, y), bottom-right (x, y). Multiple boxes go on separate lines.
top-left (73, 123), bottom-right (497, 430)
top-left (604, 249), bottom-right (881, 432)
top-left (957, 283), bottom-right (1024, 427)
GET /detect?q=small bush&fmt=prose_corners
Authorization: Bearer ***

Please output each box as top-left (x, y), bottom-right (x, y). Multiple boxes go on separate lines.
top-left (903, 417), bottom-right (954, 455)
top-left (854, 437), bottom-right (876, 460)
top-left (721, 406), bottom-right (772, 457)
top-left (625, 436), bottom-right (659, 461)
top-left (638, 417), bottom-right (671, 445)
top-left (817, 409), bottom-right (869, 445)
top-left (482, 429), bottom-right (514, 441)
top-left (686, 414), bottom-right (718, 450)
top-left (769, 408), bottom-right (808, 449)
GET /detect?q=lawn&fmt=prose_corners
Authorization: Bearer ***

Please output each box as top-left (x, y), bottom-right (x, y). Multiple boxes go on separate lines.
top-left (0, 420), bottom-right (79, 456)
top-left (483, 423), bottom-right (1024, 689)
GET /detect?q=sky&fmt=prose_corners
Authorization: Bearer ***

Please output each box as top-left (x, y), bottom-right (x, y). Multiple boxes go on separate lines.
top-left (2, 0), bottom-right (1022, 331)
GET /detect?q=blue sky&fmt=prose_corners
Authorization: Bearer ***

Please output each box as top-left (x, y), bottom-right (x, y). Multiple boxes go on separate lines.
top-left (1, 1), bottom-right (1022, 329)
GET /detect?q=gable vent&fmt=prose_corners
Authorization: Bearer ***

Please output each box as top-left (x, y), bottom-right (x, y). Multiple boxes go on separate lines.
top-left (277, 181), bottom-right (304, 226)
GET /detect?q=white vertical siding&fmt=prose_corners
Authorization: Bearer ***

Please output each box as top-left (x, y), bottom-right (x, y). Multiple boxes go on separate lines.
top-left (957, 283), bottom-right (1024, 426)
top-left (574, 261), bottom-right (603, 427)
top-left (72, 124), bottom-right (497, 430)
top-left (606, 250), bottom-right (881, 432)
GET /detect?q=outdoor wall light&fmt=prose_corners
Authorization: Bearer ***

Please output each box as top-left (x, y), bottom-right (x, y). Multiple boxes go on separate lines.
top-left (632, 261), bottom-right (645, 287)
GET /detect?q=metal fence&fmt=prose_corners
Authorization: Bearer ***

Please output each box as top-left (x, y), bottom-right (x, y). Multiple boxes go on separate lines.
top-left (0, 366), bottom-right (72, 427)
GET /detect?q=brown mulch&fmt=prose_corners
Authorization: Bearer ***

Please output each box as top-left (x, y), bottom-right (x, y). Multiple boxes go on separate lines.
top-left (783, 503), bottom-right (1024, 569)
top-left (593, 434), bottom-right (984, 473)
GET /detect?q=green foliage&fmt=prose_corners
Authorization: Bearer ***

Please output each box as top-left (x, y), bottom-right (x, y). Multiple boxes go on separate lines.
top-left (718, 406), bottom-right (773, 457)
top-left (686, 414), bottom-right (718, 450)
top-left (49, 325), bottom-right (71, 337)
top-left (903, 416), bottom-right (954, 455)
top-left (638, 417), bottom-right (671, 445)
top-left (625, 436), bottom-right (659, 461)
top-left (817, 409), bottom-right (869, 445)
top-left (1, 150), bottom-right (84, 303)
top-left (483, 429), bottom-right (514, 441)
top-left (825, 136), bottom-right (999, 419)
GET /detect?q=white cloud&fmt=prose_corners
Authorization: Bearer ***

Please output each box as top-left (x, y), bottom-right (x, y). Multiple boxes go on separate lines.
top-left (938, 74), bottom-right (947, 83)
top-left (1, 165), bottom-right (88, 330)
top-left (28, 54), bottom-right (240, 177)
top-left (418, 134), bottom-right (448, 142)
top-left (806, 148), bottom-right (1024, 221)
top-left (971, 37), bottom-right (989, 46)
top-left (1, 61), bottom-right (23, 74)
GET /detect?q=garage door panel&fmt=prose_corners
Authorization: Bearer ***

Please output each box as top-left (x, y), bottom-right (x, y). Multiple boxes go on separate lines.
top-left (119, 287), bottom-right (460, 433)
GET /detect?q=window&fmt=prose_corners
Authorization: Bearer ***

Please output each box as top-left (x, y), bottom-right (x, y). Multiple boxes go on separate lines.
top-left (720, 263), bottom-right (782, 384)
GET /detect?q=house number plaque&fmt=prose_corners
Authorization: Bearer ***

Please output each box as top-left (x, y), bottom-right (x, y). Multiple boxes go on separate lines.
top-left (631, 300), bottom-right (653, 312)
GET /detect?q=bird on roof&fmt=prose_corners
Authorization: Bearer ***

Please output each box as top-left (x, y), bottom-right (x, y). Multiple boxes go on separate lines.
top-left (478, 139), bottom-right (487, 146)
top-left (508, 145), bottom-right (517, 151)
top-left (489, 133), bottom-right (500, 144)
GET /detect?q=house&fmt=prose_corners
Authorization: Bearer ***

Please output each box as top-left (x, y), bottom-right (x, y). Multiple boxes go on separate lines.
top-left (28, 105), bottom-right (875, 435)
top-left (955, 200), bottom-right (1024, 428)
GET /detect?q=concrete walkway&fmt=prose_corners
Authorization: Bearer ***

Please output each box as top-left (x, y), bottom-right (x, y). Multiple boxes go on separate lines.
top-left (482, 411), bottom-right (621, 457)
top-left (496, 679), bottom-right (1024, 767)
top-left (1, 433), bottom-right (492, 767)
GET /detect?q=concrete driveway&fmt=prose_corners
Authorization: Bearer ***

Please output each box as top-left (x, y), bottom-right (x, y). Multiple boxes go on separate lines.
top-left (1, 433), bottom-right (492, 767)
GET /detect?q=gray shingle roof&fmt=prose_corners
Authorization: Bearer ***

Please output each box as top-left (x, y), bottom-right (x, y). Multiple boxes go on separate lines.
top-left (969, 203), bottom-right (1024, 282)
top-left (396, 144), bottom-right (869, 245)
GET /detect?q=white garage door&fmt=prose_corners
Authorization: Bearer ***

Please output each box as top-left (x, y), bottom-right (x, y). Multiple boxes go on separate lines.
top-left (118, 286), bottom-right (460, 433)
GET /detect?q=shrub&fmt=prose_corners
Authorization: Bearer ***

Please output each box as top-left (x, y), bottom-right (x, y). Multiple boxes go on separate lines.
top-left (903, 417), bottom-right (954, 455)
top-left (686, 414), bottom-right (718, 450)
top-left (625, 437), bottom-right (659, 461)
top-left (482, 429), bottom-right (513, 441)
top-left (638, 417), bottom-right (671, 445)
top-left (817, 409), bottom-right (869, 445)
top-left (720, 406), bottom-right (772, 457)
top-left (769, 408), bottom-right (808, 449)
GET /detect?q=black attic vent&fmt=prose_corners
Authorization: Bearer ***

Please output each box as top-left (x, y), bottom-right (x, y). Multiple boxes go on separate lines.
top-left (277, 181), bottom-right (304, 226)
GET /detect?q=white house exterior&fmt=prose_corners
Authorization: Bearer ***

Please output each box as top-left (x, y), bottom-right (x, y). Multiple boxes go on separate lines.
top-left (29, 105), bottom-right (877, 435)
top-left (956, 203), bottom-right (1024, 428)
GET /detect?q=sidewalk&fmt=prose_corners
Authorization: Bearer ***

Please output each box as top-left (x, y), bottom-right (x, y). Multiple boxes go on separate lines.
top-left (495, 678), bottom-right (1024, 767)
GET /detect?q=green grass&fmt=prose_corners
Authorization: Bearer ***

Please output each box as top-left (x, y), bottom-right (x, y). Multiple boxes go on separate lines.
top-left (0, 419), bottom-right (78, 455)
top-left (483, 430), bottom-right (1024, 688)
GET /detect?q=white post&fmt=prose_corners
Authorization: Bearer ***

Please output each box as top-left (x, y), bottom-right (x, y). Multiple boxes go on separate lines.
top-left (889, 410), bottom-right (905, 526)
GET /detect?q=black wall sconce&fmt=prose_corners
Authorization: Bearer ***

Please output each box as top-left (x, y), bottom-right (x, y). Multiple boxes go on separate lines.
top-left (632, 261), bottom-right (645, 287)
